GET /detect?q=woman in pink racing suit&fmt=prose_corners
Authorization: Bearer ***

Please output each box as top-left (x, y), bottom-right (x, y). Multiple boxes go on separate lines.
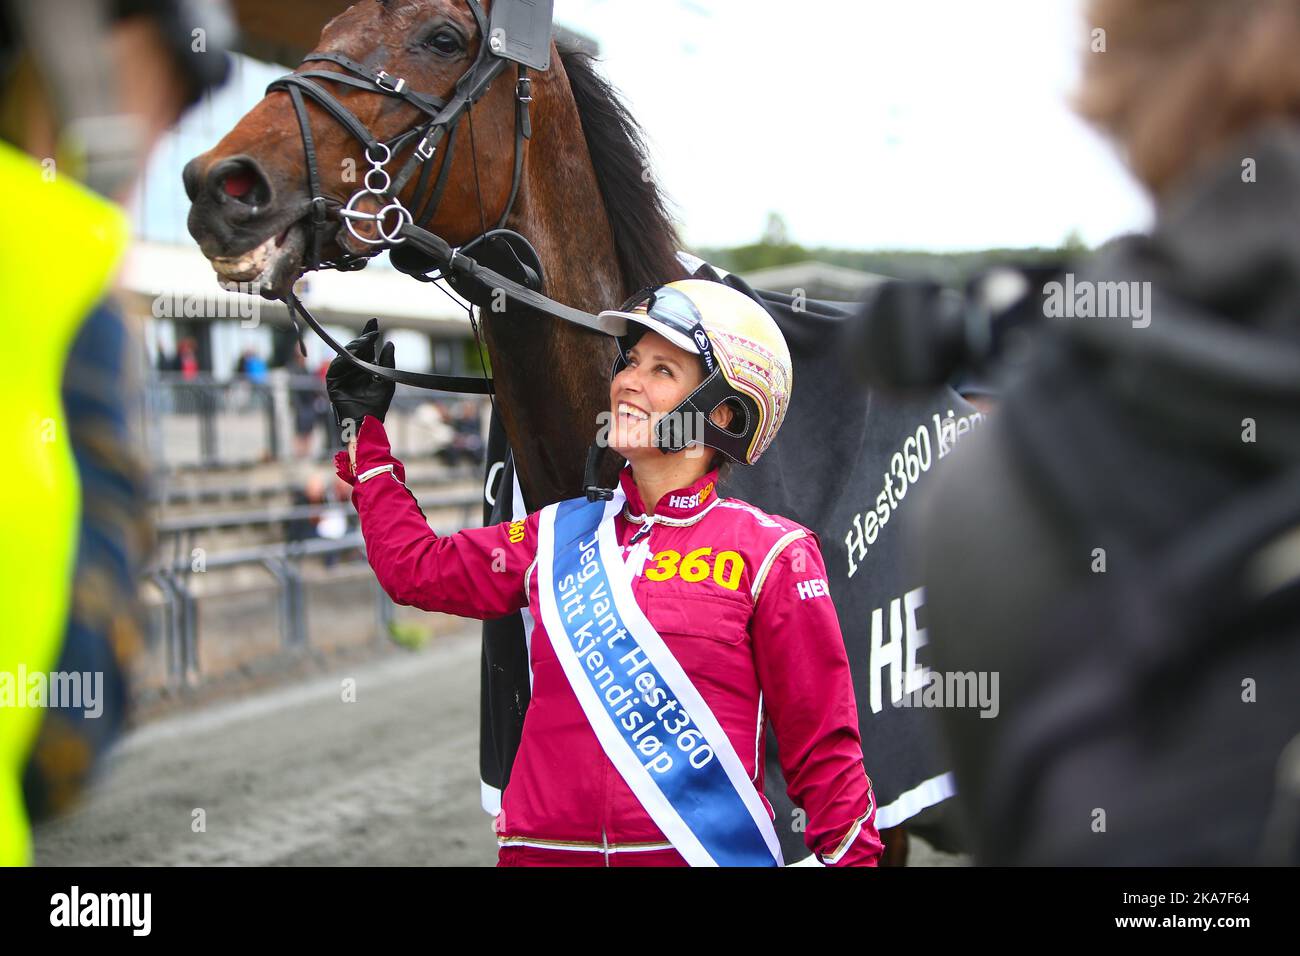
top-left (327, 279), bottom-right (882, 867)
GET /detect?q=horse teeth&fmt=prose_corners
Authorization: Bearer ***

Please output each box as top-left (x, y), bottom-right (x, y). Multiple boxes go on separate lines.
top-left (212, 233), bottom-right (283, 282)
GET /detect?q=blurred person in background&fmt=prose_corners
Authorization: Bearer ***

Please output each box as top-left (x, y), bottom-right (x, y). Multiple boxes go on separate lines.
top-left (920, 0), bottom-right (1300, 864)
top-left (286, 473), bottom-right (352, 568)
top-left (288, 347), bottom-right (328, 460)
top-left (0, 0), bottom-right (232, 864)
top-left (178, 336), bottom-right (201, 380)
top-left (441, 398), bottom-right (486, 467)
top-left (245, 350), bottom-right (268, 386)
top-left (232, 348), bottom-right (266, 411)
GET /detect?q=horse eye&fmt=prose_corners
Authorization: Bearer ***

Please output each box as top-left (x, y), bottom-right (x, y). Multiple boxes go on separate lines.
top-left (425, 30), bottom-right (464, 56)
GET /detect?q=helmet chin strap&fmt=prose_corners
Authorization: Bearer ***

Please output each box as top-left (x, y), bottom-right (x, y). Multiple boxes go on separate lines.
top-left (651, 371), bottom-right (751, 460)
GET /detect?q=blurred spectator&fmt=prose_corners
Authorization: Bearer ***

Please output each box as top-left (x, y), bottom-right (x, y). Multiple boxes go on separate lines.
top-left (436, 398), bottom-right (486, 467)
top-left (920, 0), bottom-right (1300, 865)
top-left (286, 474), bottom-right (352, 567)
top-left (245, 352), bottom-right (268, 386)
top-left (178, 337), bottom-right (200, 380)
top-left (289, 349), bottom-right (329, 460)
top-left (156, 343), bottom-right (178, 372)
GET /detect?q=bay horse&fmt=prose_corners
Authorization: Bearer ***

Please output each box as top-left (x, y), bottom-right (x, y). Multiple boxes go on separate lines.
top-left (184, 0), bottom-right (925, 865)
top-left (184, 0), bottom-right (679, 510)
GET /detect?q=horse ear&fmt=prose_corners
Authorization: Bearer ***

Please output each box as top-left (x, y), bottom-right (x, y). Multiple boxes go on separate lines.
top-left (488, 0), bottom-right (555, 70)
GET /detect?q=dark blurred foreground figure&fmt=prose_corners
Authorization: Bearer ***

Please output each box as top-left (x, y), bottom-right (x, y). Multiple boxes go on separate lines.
top-left (921, 0), bottom-right (1300, 864)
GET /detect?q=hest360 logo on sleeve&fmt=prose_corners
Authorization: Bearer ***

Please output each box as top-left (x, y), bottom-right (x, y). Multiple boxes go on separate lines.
top-left (795, 578), bottom-right (831, 600)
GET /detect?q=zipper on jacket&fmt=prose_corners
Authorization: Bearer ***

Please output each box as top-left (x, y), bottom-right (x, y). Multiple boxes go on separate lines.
top-left (627, 514), bottom-right (656, 581)
top-left (629, 515), bottom-right (654, 546)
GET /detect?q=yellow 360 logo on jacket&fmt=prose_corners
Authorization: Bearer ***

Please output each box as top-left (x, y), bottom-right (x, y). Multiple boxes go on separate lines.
top-left (645, 547), bottom-right (744, 591)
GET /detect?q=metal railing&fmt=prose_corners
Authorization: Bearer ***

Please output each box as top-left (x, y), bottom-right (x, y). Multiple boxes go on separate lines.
top-left (146, 492), bottom-right (482, 687)
top-left (143, 371), bottom-right (489, 471)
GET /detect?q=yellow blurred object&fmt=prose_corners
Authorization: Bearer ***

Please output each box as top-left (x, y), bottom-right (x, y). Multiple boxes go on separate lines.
top-left (0, 141), bottom-right (128, 865)
top-left (386, 620), bottom-right (432, 650)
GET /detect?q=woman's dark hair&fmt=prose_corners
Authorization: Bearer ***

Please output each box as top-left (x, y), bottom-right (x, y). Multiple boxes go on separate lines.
top-left (710, 452), bottom-right (732, 482)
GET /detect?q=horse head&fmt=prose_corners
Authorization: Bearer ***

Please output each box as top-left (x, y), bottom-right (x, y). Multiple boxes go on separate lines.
top-left (184, 0), bottom-right (527, 298)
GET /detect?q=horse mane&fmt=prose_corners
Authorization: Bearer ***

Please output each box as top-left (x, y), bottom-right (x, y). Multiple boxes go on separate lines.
top-left (556, 41), bottom-right (688, 296)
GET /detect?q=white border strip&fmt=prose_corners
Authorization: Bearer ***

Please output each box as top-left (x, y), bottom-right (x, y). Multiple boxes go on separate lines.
top-left (481, 780), bottom-right (502, 816)
top-left (356, 463), bottom-right (395, 483)
top-left (511, 469), bottom-right (537, 689)
top-left (872, 772), bottom-right (956, 830)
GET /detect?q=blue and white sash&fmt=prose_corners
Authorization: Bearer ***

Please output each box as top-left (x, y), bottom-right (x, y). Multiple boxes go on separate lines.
top-left (535, 489), bottom-right (783, 867)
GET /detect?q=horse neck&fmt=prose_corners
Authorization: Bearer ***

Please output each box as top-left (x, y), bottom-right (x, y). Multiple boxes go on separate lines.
top-left (481, 79), bottom-right (627, 511)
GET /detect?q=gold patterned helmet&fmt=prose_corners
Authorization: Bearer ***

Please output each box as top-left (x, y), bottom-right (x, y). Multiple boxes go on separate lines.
top-left (596, 279), bottom-right (793, 466)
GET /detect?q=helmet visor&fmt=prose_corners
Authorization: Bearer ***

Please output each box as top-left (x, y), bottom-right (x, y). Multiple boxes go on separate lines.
top-left (597, 286), bottom-right (718, 375)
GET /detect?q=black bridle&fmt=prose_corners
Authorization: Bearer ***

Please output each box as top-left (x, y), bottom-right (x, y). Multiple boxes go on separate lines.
top-left (266, 0), bottom-right (525, 274)
top-left (266, 0), bottom-right (615, 395)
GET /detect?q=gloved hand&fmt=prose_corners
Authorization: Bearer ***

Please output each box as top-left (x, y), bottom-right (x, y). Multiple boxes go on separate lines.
top-left (326, 318), bottom-right (395, 444)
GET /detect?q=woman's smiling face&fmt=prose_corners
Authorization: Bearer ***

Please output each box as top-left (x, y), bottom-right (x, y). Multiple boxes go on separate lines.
top-left (607, 330), bottom-right (707, 463)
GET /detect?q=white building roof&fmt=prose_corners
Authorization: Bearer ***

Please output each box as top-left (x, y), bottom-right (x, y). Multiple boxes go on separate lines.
top-left (740, 261), bottom-right (891, 302)
top-left (118, 241), bottom-right (476, 333)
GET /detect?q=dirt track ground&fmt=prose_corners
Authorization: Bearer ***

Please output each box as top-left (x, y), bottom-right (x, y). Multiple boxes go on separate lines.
top-left (35, 625), bottom-right (495, 866)
top-left (34, 623), bottom-right (964, 867)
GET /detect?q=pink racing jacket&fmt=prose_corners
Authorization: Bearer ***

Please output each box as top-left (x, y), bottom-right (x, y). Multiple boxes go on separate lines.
top-left (336, 416), bottom-right (882, 866)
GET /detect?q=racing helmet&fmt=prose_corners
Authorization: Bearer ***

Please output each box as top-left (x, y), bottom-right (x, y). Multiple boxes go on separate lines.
top-left (596, 278), bottom-right (793, 466)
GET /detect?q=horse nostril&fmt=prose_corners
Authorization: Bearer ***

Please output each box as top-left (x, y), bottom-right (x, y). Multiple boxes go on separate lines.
top-left (182, 156), bottom-right (204, 202)
top-left (207, 157), bottom-right (273, 209)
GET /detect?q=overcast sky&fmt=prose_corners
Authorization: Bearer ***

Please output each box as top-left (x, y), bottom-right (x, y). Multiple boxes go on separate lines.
top-left (137, 0), bottom-right (1153, 254)
top-left (552, 0), bottom-right (1153, 251)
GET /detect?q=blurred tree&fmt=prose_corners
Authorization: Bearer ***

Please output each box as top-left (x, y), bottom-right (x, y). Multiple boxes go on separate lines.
top-left (704, 211), bottom-right (809, 273)
top-left (762, 212), bottom-right (790, 246)
top-left (1061, 228), bottom-right (1088, 256)
top-left (692, 238), bottom-right (1089, 287)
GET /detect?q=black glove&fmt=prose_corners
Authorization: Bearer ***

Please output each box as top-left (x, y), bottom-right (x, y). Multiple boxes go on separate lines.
top-left (325, 318), bottom-right (396, 444)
